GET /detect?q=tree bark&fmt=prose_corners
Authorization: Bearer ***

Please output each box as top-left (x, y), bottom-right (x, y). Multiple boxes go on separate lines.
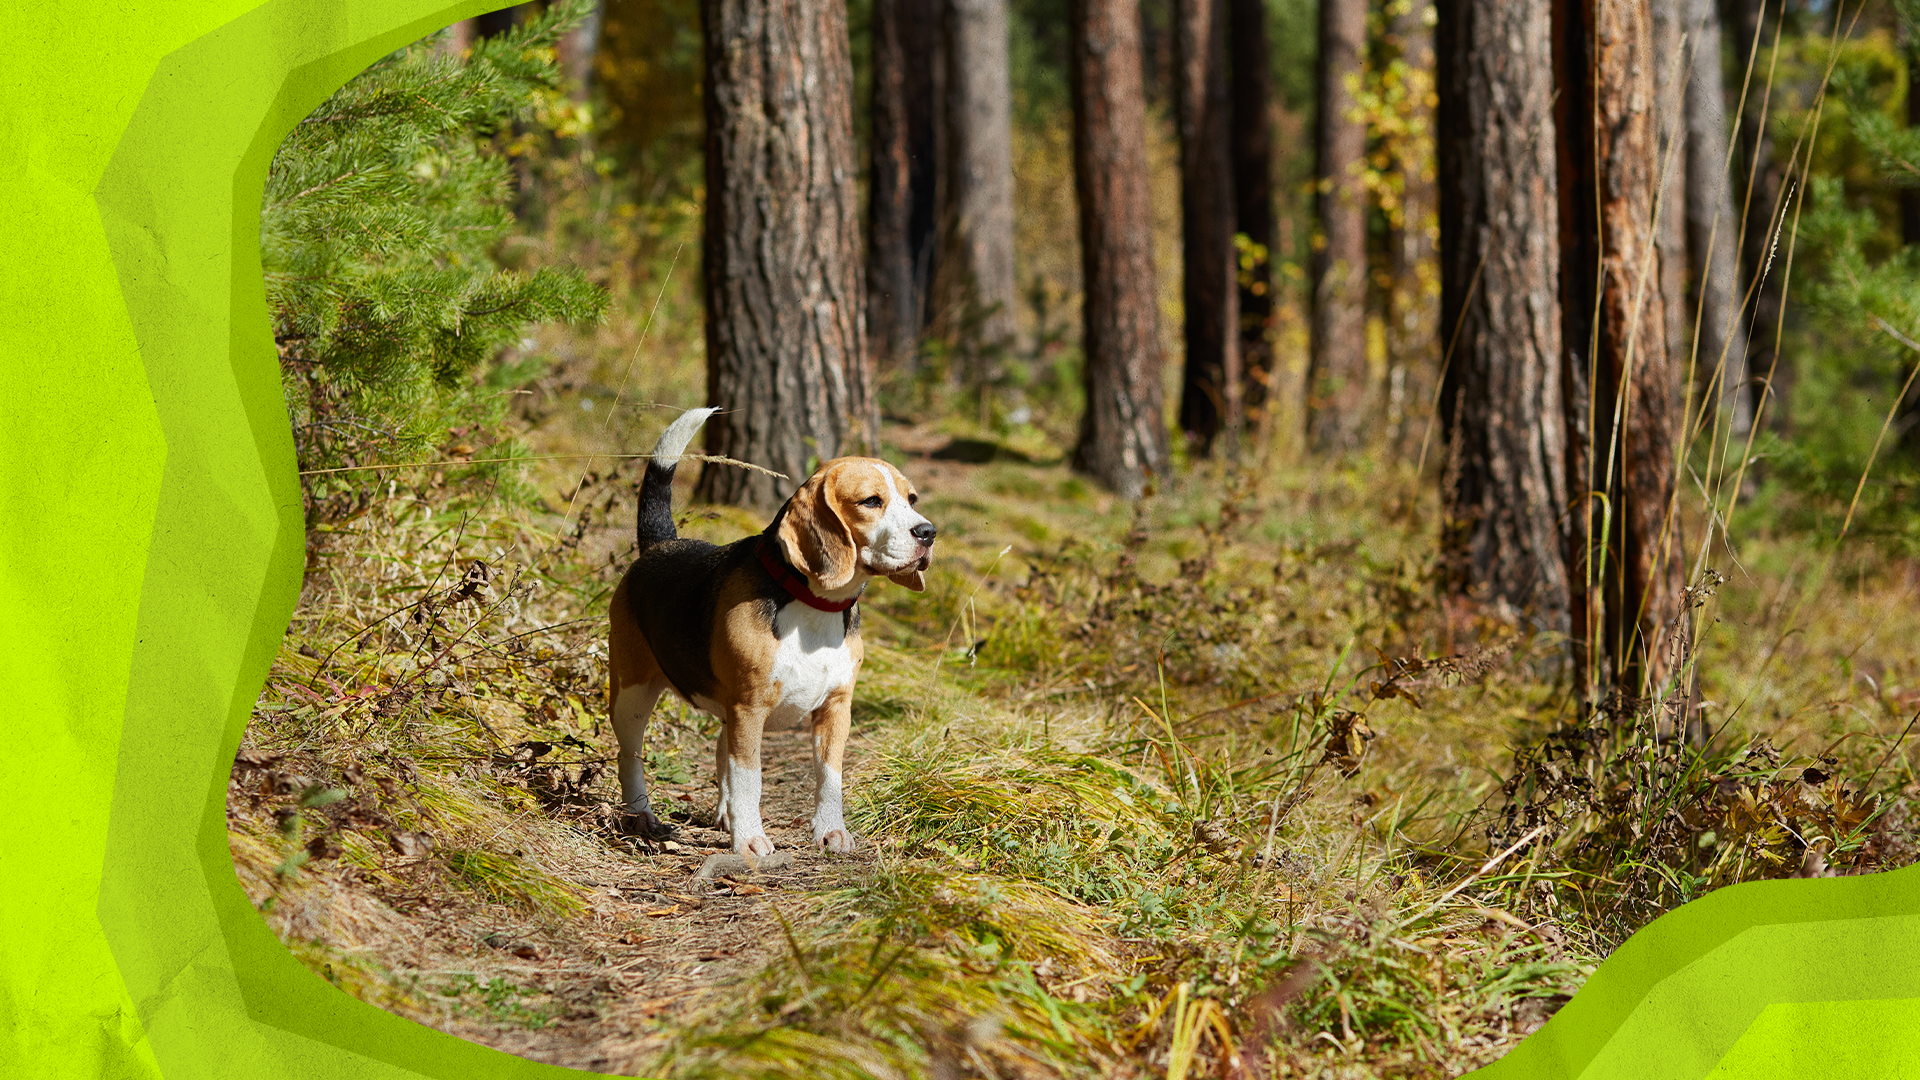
top-left (1558, 0), bottom-right (1683, 694)
top-left (475, 5), bottom-right (521, 39)
top-left (1907, 14), bottom-right (1920, 247)
top-left (1653, 0), bottom-right (1691, 399)
top-left (1306, 0), bottom-right (1371, 454)
top-left (1903, 17), bottom-right (1920, 460)
top-left (907, 0), bottom-right (943, 331)
top-left (1435, 0), bottom-right (1570, 628)
top-left (1388, 0), bottom-right (1439, 452)
top-left (1553, 0), bottom-right (1598, 672)
top-left (1728, 0), bottom-right (1787, 436)
top-left (936, 0), bottom-right (1019, 383)
top-left (1684, 0), bottom-right (1749, 434)
top-left (440, 18), bottom-right (477, 56)
top-left (697, 0), bottom-right (873, 509)
top-left (557, 1), bottom-right (603, 95)
top-left (1069, 0), bottom-right (1170, 497)
top-left (1175, 0), bottom-right (1241, 454)
top-left (1229, 0), bottom-right (1276, 431)
top-left (868, 0), bottom-right (942, 373)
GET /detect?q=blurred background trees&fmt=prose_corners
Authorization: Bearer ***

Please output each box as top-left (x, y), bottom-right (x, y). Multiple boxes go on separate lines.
top-left (1305, 0), bottom-right (1370, 454)
top-left (1173, 0), bottom-right (1242, 455)
top-left (280, 0), bottom-right (1920, 703)
top-left (1069, 0), bottom-right (1173, 493)
top-left (867, 0), bottom-right (943, 379)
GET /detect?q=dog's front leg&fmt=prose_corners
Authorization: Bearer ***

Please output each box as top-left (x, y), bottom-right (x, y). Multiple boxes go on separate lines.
top-left (718, 705), bottom-right (775, 857)
top-left (808, 687), bottom-right (856, 853)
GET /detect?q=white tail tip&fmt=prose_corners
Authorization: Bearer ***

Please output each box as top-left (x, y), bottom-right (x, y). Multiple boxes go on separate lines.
top-left (651, 406), bottom-right (718, 469)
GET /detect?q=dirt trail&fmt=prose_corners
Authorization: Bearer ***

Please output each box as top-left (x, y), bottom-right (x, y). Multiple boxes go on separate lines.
top-left (236, 428), bottom-right (1005, 1073)
top-left (436, 435), bottom-right (995, 1070)
top-left (413, 725), bottom-right (876, 1073)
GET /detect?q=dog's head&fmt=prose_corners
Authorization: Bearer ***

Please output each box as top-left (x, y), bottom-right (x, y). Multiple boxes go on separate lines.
top-left (775, 457), bottom-right (936, 594)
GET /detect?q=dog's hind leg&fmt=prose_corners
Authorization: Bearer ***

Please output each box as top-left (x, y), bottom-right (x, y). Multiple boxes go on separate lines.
top-left (610, 679), bottom-right (675, 839)
top-left (609, 568), bottom-right (675, 840)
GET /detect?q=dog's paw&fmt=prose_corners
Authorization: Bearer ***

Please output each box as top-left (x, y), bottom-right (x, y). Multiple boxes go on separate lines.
top-left (816, 828), bottom-right (857, 854)
top-left (616, 808), bottom-right (677, 841)
top-left (735, 833), bottom-right (775, 858)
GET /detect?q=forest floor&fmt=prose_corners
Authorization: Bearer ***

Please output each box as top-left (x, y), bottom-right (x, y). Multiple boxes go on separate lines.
top-left (229, 352), bottom-right (1920, 1078)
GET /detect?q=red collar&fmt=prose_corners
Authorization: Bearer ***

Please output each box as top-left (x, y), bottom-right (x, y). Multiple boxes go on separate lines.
top-left (757, 541), bottom-right (861, 613)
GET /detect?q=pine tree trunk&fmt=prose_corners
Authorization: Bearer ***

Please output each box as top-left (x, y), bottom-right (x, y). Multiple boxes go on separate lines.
top-left (1907, 17), bottom-right (1920, 248)
top-left (1388, 1), bottom-right (1439, 452)
top-left (1653, 0), bottom-right (1691, 395)
top-left (558, 1), bottom-right (603, 94)
top-left (1559, 0), bottom-right (1683, 694)
top-left (906, 0), bottom-right (943, 332)
top-left (868, 0), bottom-right (939, 372)
top-left (1306, 0), bottom-right (1370, 454)
top-left (937, 0), bottom-right (1019, 383)
top-left (697, 0), bottom-right (873, 509)
top-left (1728, 0), bottom-right (1787, 436)
top-left (1684, 0), bottom-right (1749, 434)
top-left (441, 18), bottom-right (476, 57)
top-left (1904, 21), bottom-right (1920, 460)
top-left (1435, 0), bottom-right (1570, 628)
top-left (475, 6), bottom-right (521, 39)
top-left (1069, 0), bottom-right (1170, 497)
top-left (1175, 0), bottom-right (1241, 455)
top-left (1229, 0), bottom-right (1276, 432)
top-left (1553, 0), bottom-right (1598, 672)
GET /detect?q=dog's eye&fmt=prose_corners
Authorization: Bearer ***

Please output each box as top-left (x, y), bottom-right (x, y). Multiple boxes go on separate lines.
top-left (860, 495), bottom-right (884, 508)
top-left (908, 492), bottom-right (918, 505)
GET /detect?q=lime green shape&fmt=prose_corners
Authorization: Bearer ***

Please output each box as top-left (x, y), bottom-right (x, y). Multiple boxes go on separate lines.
top-left (1470, 865), bottom-right (1920, 1079)
top-left (6, 0), bottom-right (612, 1076)
top-left (1711, 997), bottom-right (1920, 1078)
top-left (0, 1), bottom-right (247, 1076)
top-left (7, 0), bottom-right (1920, 1078)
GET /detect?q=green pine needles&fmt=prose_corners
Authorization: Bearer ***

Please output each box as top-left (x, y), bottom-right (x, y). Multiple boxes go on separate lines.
top-left (265, 0), bottom-right (606, 522)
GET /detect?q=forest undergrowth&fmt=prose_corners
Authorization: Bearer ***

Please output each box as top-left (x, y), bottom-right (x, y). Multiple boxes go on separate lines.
top-left (227, 12), bottom-right (1920, 1072)
top-left (230, 343), bottom-right (1920, 1077)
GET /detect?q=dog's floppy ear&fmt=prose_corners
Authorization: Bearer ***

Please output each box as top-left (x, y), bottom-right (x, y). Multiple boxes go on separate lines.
top-left (887, 568), bottom-right (926, 591)
top-left (776, 471), bottom-right (858, 592)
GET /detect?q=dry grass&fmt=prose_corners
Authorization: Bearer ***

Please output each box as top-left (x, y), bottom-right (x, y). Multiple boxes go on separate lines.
top-left (233, 211), bottom-right (1920, 1070)
top-left (229, 414), bottom-right (1565, 1076)
top-left (231, 381), bottom-right (1920, 1076)
top-left (233, 31), bottom-right (1920, 1071)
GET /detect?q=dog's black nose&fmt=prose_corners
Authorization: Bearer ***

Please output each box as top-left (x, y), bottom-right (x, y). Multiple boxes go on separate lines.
top-left (911, 522), bottom-right (937, 544)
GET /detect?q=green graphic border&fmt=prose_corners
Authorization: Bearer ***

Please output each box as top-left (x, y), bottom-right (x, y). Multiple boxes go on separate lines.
top-left (1, 0), bottom-right (1916, 1076)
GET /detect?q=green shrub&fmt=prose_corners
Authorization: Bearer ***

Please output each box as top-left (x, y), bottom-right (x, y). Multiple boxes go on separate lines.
top-left (264, 0), bottom-right (606, 523)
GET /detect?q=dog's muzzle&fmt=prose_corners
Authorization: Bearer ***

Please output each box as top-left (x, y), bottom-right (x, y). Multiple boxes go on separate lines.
top-left (909, 522), bottom-right (936, 570)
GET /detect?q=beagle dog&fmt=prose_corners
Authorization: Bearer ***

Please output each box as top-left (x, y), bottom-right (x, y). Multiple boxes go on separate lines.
top-left (606, 407), bottom-right (936, 856)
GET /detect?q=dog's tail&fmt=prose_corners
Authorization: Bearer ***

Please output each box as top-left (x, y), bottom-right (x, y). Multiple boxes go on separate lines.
top-left (636, 406), bottom-right (718, 549)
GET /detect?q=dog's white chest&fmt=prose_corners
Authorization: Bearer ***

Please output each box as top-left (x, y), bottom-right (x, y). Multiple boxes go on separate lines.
top-left (767, 603), bottom-right (855, 723)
